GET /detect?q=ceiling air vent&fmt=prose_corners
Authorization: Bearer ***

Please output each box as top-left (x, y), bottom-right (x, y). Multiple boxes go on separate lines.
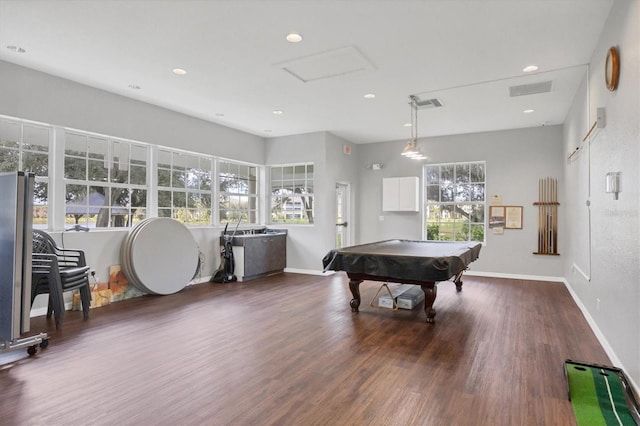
top-left (415, 98), bottom-right (444, 109)
top-left (509, 81), bottom-right (553, 97)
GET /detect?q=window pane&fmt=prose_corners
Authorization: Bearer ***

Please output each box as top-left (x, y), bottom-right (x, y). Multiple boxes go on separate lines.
top-left (88, 159), bottom-right (108, 182)
top-left (23, 125), bottom-right (49, 152)
top-left (283, 166), bottom-right (294, 180)
top-left (131, 144), bottom-right (147, 165)
top-left (441, 165), bottom-right (454, 184)
top-left (0, 119), bottom-right (20, 148)
top-left (426, 185), bottom-right (439, 202)
top-left (88, 137), bottom-right (107, 160)
top-left (441, 184), bottom-right (454, 202)
top-left (22, 151), bottom-right (48, 176)
top-left (172, 170), bottom-right (186, 188)
top-left (158, 149), bottom-right (172, 168)
top-left (0, 147), bottom-right (19, 172)
top-left (173, 191), bottom-right (186, 208)
top-left (455, 184), bottom-right (470, 202)
top-left (65, 157), bottom-right (86, 180)
top-left (130, 165), bottom-right (146, 185)
top-left (157, 168), bottom-right (171, 187)
top-left (131, 189), bottom-right (146, 208)
top-left (471, 183), bottom-right (485, 201)
top-left (470, 163), bottom-right (485, 182)
top-left (111, 163), bottom-right (129, 184)
top-left (65, 132), bottom-right (86, 156)
top-left (425, 166), bottom-right (439, 184)
top-left (456, 164), bottom-right (470, 183)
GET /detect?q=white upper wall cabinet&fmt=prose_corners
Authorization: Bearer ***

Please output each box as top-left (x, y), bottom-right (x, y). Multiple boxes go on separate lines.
top-left (382, 177), bottom-right (419, 212)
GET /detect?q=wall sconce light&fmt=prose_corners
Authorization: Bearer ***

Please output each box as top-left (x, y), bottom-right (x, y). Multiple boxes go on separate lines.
top-left (605, 172), bottom-right (621, 200)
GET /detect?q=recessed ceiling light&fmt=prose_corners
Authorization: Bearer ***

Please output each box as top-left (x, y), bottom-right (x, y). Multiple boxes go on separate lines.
top-left (172, 68), bottom-right (187, 75)
top-left (364, 93), bottom-right (375, 99)
top-left (272, 110), bottom-right (283, 115)
top-left (523, 109), bottom-right (535, 114)
top-left (6, 45), bottom-right (26, 53)
top-left (286, 33), bottom-right (303, 43)
top-left (523, 65), bottom-right (538, 73)
top-left (128, 84), bottom-right (141, 90)
top-left (403, 123), bottom-right (412, 127)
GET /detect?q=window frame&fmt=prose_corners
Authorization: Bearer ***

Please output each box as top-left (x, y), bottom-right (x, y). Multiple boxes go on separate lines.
top-left (269, 162), bottom-right (315, 225)
top-left (217, 159), bottom-right (259, 225)
top-left (422, 161), bottom-right (486, 243)
top-left (156, 147), bottom-right (214, 226)
top-left (0, 116), bottom-right (51, 229)
top-left (63, 130), bottom-right (150, 229)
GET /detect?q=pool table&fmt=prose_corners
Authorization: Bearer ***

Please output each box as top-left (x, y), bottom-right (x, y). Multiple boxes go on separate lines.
top-left (322, 239), bottom-right (482, 323)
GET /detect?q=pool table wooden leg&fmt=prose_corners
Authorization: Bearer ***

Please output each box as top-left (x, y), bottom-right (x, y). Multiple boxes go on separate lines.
top-left (348, 279), bottom-right (362, 312)
top-left (420, 283), bottom-right (437, 323)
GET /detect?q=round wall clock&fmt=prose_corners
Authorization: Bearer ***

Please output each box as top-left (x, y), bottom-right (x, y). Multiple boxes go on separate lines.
top-left (605, 46), bottom-right (620, 91)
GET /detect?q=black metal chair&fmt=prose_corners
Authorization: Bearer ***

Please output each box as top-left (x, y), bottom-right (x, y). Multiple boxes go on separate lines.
top-left (31, 230), bottom-right (91, 329)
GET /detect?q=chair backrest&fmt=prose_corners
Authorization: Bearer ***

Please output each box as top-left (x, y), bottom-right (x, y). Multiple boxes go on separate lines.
top-left (32, 229), bottom-right (54, 254)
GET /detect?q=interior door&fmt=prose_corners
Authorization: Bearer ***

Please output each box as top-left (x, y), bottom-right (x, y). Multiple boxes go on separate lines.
top-left (335, 182), bottom-right (351, 248)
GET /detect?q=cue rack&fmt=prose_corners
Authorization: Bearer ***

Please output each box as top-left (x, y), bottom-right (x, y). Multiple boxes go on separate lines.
top-left (534, 177), bottom-right (559, 255)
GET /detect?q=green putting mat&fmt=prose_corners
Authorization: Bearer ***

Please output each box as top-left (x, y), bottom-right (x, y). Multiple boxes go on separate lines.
top-left (565, 360), bottom-right (640, 425)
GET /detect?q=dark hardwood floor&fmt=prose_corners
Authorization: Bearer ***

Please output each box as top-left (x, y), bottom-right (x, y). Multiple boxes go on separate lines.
top-left (0, 273), bottom-right (609, 425)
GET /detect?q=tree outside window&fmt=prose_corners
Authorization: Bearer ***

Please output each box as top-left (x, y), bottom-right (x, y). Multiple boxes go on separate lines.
top-left (0, 118), bottom-right (50, 228)
top-left (424, 162), bottom-right (485, 242)
top-left (271, 164), bottom-right (314, 224)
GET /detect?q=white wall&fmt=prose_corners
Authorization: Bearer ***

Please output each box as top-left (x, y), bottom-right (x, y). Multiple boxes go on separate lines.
top-left (357, 125), bottom-right (566, 278)
top-left (563, 0), bottom-right (639, 387)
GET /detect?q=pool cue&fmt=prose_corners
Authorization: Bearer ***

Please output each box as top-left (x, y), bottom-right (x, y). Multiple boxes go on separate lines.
top-left (553, 178), bottom-right (558, 253)
top-left (544, 177), bottom-right (548, 253)
top-left (538, 178), bottom-right (543, 253)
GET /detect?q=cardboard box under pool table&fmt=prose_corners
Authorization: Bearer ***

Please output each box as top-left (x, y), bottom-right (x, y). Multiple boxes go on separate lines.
top-left (377, 284), bottom-right (424, 309)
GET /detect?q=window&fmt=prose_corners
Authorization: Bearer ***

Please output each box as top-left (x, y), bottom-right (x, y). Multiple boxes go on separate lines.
top-left (157, 149), bottom-right (213, 225)
top-left (64, 131), bottom-right (148, 228)
top-left (218, 160), bottom-right (258, 224)
top-left (270, 164), bottom-right (314, 224)
top-left (0, 118), bottom-right (50, 228)
top-left (424, 161), bottom-right (485, 242)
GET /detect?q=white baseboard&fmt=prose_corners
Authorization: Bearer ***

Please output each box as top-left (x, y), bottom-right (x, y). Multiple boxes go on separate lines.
top-left (561, 278), bottom-right (640, 397)
top-left (284, 267), bottom-right (334, 276)
top-left (464, 270), bottom-right (565, 283)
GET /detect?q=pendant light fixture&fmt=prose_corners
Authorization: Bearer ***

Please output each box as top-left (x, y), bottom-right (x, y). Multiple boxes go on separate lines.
top-left (401, 95), bottom-right (426, 160)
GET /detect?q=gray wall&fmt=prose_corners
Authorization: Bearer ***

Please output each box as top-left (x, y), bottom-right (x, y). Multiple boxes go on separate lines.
top-left (0, 61), bottom-right (264, 163)
top-left (358, 125), bottom-right (565, 278)
top-left (264, 132), bottom-right (359, 271)
top-left (563, 0), bottom-right (639, 387)
top-left (0, 60), bottom-right (266, 289)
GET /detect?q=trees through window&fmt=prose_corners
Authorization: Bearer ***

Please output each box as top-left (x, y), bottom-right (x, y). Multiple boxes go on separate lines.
top-left (424, 161), bottom-right (485, 242)
top-left (270, 164), bottom-right (314, 224)
top-left (0, 118), bottom-right (50, 228)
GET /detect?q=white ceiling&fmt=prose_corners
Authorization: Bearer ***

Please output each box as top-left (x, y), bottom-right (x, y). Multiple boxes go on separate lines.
top-left (0, 0), bottom-right (613, 144)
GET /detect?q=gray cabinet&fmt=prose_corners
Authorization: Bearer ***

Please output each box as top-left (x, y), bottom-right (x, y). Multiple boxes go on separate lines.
top-left (222, 229), bottom-right (287, 281)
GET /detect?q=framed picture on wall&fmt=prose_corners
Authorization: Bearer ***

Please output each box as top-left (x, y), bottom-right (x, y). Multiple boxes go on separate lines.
top-left (504, 206), bottom-right (523, 229)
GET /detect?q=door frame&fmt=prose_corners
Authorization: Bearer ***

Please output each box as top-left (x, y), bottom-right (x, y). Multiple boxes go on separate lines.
top-left (335, 181), bottom-right (353, 248)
